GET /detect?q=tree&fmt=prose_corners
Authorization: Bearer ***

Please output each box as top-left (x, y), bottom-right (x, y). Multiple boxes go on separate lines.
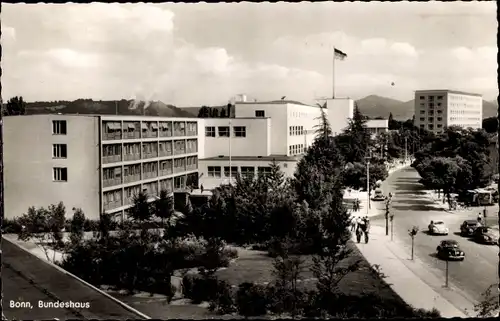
top-left (220, 108), bottom-right (227, 118)
top-left (474, 284), bottom-right (500, 317)
top-left (128, 191), bottom-right (153, 225)
top-left (311, 194), bottom-right (361, 307)
top-left (294, 109), bottom-right (344, 210)
top-left (17, 202), bottom-right (67, 262)
top-left (335, 103), bottom-right (372, 164)
top-left (154, 190), bottom-right (174, 227)
top-left (198, 106), bottom-right (211, 118)
top-left (482, 117), bottom-right (498, 133)
top-left (3, 96), bottom-right (27, 116)
top-left (342, 162), bottom-right (388, 190)
top-left (210, 108), bottom-right (220, 118)
top-left (69, 208), bottom-right (86, 246)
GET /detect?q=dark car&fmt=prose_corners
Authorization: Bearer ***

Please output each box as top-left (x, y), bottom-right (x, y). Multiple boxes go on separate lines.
top-left (436, 240), bottom-right (465, 261)
top-left (472, 227), bottom-right (498, 245)
top-left (460, 220), bottom-right (478, 237)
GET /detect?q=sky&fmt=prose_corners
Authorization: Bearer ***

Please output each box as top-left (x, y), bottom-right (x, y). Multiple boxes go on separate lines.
top-left (2, 2), bottom-right (498, 106)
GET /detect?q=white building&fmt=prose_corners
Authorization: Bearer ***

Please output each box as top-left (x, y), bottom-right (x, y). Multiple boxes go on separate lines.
top-left (365, 119), bottom-right (389, 137)
top-left (414, 90), bottom-right (483, 134)
top-left (197, 98), bottom-right (356, 190)
top-left (3, 97), bottom-right (377, 219)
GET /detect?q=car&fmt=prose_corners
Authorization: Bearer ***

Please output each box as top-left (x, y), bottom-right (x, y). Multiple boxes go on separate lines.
top-left (472, 226), bottom-right (498, 245)
top-left (371, 189), bottom-right (386, 201)
top-left (436, 240), bottom-right (465, 261)
top-left (428, 220), bottom-right (449, 235)
top-left (460, 220), bottom-right (478, 237)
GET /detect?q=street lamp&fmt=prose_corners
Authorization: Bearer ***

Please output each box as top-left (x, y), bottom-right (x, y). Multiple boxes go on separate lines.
top-left (365, 153), bottom-right (372, 213)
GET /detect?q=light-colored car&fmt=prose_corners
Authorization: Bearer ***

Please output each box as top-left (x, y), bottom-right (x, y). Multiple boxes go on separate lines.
top-left (371, 189), bottom-right (385, 201)
top-left (428, 220), bottom-right (449, 235)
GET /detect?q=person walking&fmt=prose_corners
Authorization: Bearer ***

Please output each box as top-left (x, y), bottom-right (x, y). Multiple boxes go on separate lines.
top-left (350, 216), bottom-right (357, 231)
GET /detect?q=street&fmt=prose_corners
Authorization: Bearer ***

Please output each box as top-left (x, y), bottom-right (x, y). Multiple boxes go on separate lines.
top-left (371, 167), bottom-right (498, 303)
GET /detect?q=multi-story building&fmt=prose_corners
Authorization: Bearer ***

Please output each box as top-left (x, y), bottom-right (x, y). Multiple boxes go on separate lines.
top-left (3, 97), bottom-right (386, 219)
top-left (365, 119), bottom-right (389, 137)
top-left (3, 115), bottom-right (199, 220)
top-left (414, 90), bottom-right (483, 134)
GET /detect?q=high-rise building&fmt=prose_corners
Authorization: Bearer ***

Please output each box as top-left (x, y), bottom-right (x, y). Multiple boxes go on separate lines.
top-left (414, 90), bottom-right (483, 134)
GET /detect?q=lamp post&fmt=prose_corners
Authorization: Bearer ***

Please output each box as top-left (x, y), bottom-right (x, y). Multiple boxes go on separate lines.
top-left (365, 152), bottom-right (372, 213)
top-left (390, 213), bottom-right (394, 241)
top-left (385, 196), bottom-right (391, 236)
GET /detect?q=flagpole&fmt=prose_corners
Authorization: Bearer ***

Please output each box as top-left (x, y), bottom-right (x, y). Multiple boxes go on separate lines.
top-left (332, 46), bottom-right (336, 99)
top-left (229, 119), bottom-right (232, 185)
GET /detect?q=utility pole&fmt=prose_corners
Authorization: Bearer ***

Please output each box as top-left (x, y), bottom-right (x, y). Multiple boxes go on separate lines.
top-left (404, 135), bottom-right (408, 163)
top-left (385, 197), bottom-right (390, 236)
top-left (0, 100), bottom-right (3, 231)
top-left (229, 118), bottom-right (232, 185)
top-left (390, 213), bottom-right (394, 241)
top-left (445, 259), bottom-right (449, 288)
top-left (366, 157), bottom-right (371, 213)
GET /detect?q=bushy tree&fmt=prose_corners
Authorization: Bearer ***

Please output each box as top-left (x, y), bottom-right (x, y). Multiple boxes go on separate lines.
top-left (343, 162), bottom-right (388, 190)
top-left (3, 96), bottom-right (27, 116)
top-left (69, 208), bottom-right (86, 246)
top-left (17, 202), bottom-right (67, 262)
top-left (128, 191), bottom-right (153, 224)
top-left (154, 190), bottom-right (175, 227)
top-left (294, 109), bottom-right (344, 210)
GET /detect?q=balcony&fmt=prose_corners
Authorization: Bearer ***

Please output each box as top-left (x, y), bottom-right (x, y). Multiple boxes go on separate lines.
top-left (103, 178), bottom-right (122, 188)
top-left (187, 130), bottom-right (197, 136)
top-left (124, 197), bottom-right (134, 206)
top-left (174, 148), bottom-right (186, 156)
top-left (160, 168), bottom-right (173, 177)
top-left (123, 153), bottom-right (141, 162)
top-left (142, 152), bottom-right (158, 159)
top-left (142, 130), bottom-right (158, 139)
top-left (143, 171), bottom-right (158, 180)
top-left (187, 163), bottom-right (198, 171)
top-left (103, 155), bottom-right (122, 164)
top-left (123, 174), bottom-right (141, 184)
top-left (174, 166), bottom-right (186, 174)
top-left (159, 149), bottom-right (173, 157)
top-left (104, 200), bottom-right (122, 211)
top-left (103, 131), bottom-right (122, 141)
top-left (123, 131), bottom-right (140, 140)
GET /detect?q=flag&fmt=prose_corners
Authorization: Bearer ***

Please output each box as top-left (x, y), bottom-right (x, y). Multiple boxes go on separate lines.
top-left (334, 48), bottom-right (347, 60)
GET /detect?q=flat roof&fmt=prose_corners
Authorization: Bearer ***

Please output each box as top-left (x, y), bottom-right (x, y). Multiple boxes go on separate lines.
top-left (415, 89), bottom-right (482, 97)
top-left (201, 155), bottom-right (300, 162)
top-left (236, 100), bottom-right (319, 107)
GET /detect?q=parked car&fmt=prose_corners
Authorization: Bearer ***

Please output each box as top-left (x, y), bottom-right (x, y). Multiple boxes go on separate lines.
top-left (460, 220), bottom-right (479, 237)
top-left (472, 227), bottom-right (498, 245)
top-left (436, 240), bottom-right (465, 261)
top-left (428, 220), bottom-right (449, 235)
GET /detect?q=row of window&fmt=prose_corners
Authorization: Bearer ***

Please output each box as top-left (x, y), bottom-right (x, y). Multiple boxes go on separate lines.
top-left (290, 111), bottom-right (310, 118)
top-left (289, 144), bottom-right (305, 156)
top-left (450, 117), bottom-right (481, 121)
top-left (52, 120), bottom-right (67, 135)
top-left (419, 117), bottom-right (443, 122)
top-left (103, 156), bottom-right (198, 187)
top-left (419, 102), bottom-right (442, 107)
top-left (419, 110), bottom-right (443, 115)
top-left (289, 126), bottom-right (304, 136)
top-left (102, 140), bottom-right (197, 163)
top-left (449, 103), bottom-right (481, 109)
top-left (419, 95), bottom-right (444, 100)
top-left (103, 121), bottom-right (197, 140)
top-left (207, 166), bottom-right (273, 178)
top-left (205, 126), bottom-right (246, 138)
top-left (449, 110), bottom-right (480, 115)
top-left (53, 167), bottom-right (68, 182)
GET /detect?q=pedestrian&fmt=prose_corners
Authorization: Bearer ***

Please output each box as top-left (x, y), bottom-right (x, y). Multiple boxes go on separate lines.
top-left (477, 212), bottom-right (483, 222)
top-left (351, 217), bottom-right (357, 231)
top-left (483, 206), bottom-right (487, 218)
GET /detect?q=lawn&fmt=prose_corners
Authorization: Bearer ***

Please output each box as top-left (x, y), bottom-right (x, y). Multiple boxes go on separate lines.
top-left (111, 240), bottom-right (408, 319)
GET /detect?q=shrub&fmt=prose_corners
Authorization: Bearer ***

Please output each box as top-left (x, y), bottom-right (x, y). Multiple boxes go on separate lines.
top-left (236, 282), bottom-right (269, 316)
top-left (208, 280), bottom-right (236, 315)
top-left (83, 219), bottom-right (100, 232)
top-left (181, 274), bottom-right (199, 299)
top-left (182, 274), bottom-right (224, 304)
top-left (2, 218), bottom-right (24, 234)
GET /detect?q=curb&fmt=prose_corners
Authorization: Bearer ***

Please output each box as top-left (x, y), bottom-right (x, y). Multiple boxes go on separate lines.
top-left (2, 237), bottom-right (151, 320)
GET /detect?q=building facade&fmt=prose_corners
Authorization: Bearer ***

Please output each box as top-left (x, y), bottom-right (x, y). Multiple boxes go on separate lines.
top-left (4, 97), bottom-right (381, 219)
top-left (414, 90), bottom-right (483, 134)
top-left (3, 114), bottom-right (200, 220)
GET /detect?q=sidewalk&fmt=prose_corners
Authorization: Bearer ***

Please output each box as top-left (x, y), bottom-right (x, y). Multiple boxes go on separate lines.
top-left (353, 226), bottom-right (471, 317)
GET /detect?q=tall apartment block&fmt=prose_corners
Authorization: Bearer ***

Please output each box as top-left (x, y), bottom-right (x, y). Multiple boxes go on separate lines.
top-left (414, 89), bottom-right (483, 134)
top-left (3, 115), bottom-right (199, 220)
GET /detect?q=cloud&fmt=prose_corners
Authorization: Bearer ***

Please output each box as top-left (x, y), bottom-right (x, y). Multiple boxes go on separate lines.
top-left (1, 3), bottom-right (497, 105)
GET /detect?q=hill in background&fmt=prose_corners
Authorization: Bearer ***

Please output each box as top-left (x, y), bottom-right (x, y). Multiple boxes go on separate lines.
top-left (22, 99), bottom-right (193, 118)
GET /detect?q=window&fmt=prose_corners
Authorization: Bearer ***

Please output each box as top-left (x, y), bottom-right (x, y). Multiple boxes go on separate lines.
top-left (437, 103), bottom-right (442, 107)
top-left (429, 96), bottom-right (434, 100)
top-left (52, 144), bottom-right (67, 158)
top-left (419, 96), bottom-right (425, 100)
top-left (428, 117), bottom-right (434, 122)
top-left (224, 166), bottom-right (238, 178)
top-left (208, 166), bottom-right (221, 178)
top-left (437, 124), bottom-right (443, 128)
top-left (429, 103), bottom-right (434, 107)
top-left (234, 126), bottom-right (246, 137)
top-left (437, 110), bottom-right (443, 114)
top-left (437, 117), bottom-right (442, 121)
top-left (437, 96), bottom-right (443, 100)
top-left (53, 167), bottom-right (68, 182)
top-left (419, 117), bottom-right (425, 121)
top-left (205, 127), bottom-right (216, 137)
top-left (255, 110), bottom-right (265, 117)
top-left (420, 110), bottom-right (425, 114)
top-left (428, 124), bottom-right (434, 130)
top-left (52, 120), bottom-right (67, 135)
top-left (420, 124), bottom-right (425, 129)
top-left (218, 126), bottom-right (230, 137)
top-left (258, 167), bottom-right (272, 176)
top-left (241, 166), bottom-right (255, 178)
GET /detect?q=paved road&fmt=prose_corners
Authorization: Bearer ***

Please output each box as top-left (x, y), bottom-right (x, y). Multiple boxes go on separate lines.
top-left (370, 167), bottom-right (498, 303)
top-left (2, 239), bottom-right (145, 320)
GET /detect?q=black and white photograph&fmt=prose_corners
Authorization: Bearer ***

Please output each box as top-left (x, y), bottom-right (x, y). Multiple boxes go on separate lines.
top-left (1, 1), bottom-right (498, 320)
